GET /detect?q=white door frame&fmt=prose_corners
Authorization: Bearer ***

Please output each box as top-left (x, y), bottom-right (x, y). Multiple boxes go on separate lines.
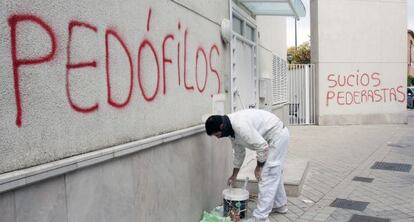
top-left (230, 2), bottom-right (258, 112)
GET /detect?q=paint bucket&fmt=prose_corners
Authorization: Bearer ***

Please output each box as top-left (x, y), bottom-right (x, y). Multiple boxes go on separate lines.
top-left (222, 188), bottom-right (249, 219)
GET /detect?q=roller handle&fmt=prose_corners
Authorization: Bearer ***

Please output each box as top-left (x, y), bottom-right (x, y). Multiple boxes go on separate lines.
top-left (243, 177), bottom-right (249, 190)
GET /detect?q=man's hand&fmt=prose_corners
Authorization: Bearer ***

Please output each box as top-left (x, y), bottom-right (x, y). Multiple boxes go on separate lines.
top-left (227, 175), bottom-right (237, 186)
top-left (227, 168), bottom-right (240, 187)
top-left (255, 165), bottom-right (263, 181)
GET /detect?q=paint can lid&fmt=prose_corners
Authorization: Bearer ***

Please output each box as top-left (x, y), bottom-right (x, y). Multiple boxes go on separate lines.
top-left (222, 188), bottom-right (249, 201)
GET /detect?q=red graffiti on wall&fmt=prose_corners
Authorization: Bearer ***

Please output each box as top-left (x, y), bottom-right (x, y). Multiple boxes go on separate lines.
top-left (105, 29), bottom-right (133, 108)
top-left (325, 72), bottom-right (405, 106)
top-left (138, 39), bottom-right (160, 102)
top-left (147, 8), bottom-right (152, 32)
top-left (195, 47), bottom-right (208, 92)
top-left (66, 21), bottom-right (99, 113)
top-left (209, 44), bottom-right (221, 94)
top-left (8, 14), bottom-right (57, 127)
top-left (6, 9), bottom-right (222, 127)
top-left (162, 34), bottom-right (174, 95)
top-left (177, 22), bottom-right (181, 86)
top-left (183, 29), bottom-right (194, 91)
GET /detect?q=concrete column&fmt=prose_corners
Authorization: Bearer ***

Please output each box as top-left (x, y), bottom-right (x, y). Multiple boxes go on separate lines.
top-left (311, 0), bottom-right (407, 125)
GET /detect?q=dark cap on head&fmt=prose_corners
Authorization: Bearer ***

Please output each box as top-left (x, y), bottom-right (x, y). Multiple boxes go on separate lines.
top-left (205, 115), bottom-right (223, 135)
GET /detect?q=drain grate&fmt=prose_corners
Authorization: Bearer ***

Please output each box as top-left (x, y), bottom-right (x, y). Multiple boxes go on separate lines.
top-left (352, 176), bottom-right (374, 183)
top-left (329, 198), bottom-right (369, 211)
top-left (371, 162), bottom-right (412, 172)
top-left (348, 214), bottom-right (390, 222)
top-left (387, 143), bottom-right (409, 148)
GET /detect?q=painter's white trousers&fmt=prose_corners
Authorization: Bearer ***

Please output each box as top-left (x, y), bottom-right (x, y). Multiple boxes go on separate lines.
top-left (252, 127), bottom-right (289, 220)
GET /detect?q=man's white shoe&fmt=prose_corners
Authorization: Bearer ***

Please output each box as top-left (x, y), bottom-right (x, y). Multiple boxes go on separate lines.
top-left (271, 205), bottom-right (288, 214)
top-left (244, 217), bottom-right (269, 222)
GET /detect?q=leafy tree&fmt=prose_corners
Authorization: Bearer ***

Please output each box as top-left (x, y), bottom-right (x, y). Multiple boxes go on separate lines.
top-left (287, 41), bottom-right (311, 64)
top-left (408, 75), bottom-right (414, 86)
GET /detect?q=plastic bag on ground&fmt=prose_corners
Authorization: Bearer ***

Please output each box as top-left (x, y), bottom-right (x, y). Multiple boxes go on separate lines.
top-left (199, 211), bottom-right (231, 222)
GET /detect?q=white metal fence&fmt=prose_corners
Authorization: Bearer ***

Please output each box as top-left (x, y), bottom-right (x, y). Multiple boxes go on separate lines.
top-left (288, 64), bottom-right (316, 125)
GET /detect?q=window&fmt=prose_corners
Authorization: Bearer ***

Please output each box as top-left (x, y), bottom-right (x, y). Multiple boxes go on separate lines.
top-left (232, 15), bottom-right (243, 35)
top-left (246, 24), bottom-right (255, 41)
top-left (232, 11), bottom-right (256, 42)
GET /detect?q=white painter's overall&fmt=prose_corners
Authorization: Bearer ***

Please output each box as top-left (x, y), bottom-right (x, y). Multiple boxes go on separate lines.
top-left (253, 127), bottom-right (289, 219)
top-left (228, 109), bottom-right (289, 220)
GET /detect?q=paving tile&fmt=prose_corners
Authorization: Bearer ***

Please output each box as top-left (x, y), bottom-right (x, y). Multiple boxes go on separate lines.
top-left (294, 219), bottom-right (310, 222)
top-left (312, 214), bottom-right (331, 221)
top-left (329, 212), bottom-right (351, 221)
top-left (287, 204), bottom-right (304, 216)
top-left (286, 125), bottom-right (414, 221)
top-left (270, 214), bottom-right (291, 222)
top-left (299, 214), bottom-right (315, 220)
top-left (284, 213), bottom-right (299, 221)
top-left (392, 220), bottom-right (414, 222)
top-left (348, 214), bottom-right (390, 222)
top-left (326, 216), bottom-right (338, 222)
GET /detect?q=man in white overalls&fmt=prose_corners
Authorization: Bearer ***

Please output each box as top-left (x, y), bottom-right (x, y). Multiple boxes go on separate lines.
top-left (205, 109), bottom-right (290, 222)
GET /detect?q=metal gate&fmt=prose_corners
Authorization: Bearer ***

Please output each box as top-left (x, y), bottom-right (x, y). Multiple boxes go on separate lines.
top-left (288, 64), bottom-right (316, 125)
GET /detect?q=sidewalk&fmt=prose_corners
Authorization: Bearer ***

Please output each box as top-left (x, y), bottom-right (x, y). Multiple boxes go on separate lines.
top-left (248, 111), bottom-right (414, 221)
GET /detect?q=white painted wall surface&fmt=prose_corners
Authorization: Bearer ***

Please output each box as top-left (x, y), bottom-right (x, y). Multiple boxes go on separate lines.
top-left (257, 16), bottom-right (287, 79)
top-left (311, 0), bottom-right (407, 125)
top-left (0, 2), bottom-right (234, 220)
top-left (257, 16), bottom-right (287, 59)
top-left (255, 16), bottom-right (289, 122)
top-left (0, 0), bottom-right (229, 173)
top-left (0, 134), bottom-right (233, 222)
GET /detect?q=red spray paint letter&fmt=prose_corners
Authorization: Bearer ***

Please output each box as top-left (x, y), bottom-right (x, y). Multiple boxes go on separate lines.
top-left (138, 39), bottom-right (160, 102)
top-left (209, 44), bottom-right (221, 93)
top-left (105, 29), bottom-right (133, 108)
top-left (162, 34), bottom-right (174, 94)
top-left (326, 91), bottom-right (335, 106)
top-left (183, 29), bottom-right (194, 90)
top-left (177, 22), bottom-right (182, 86)
top-left (195, 47), bottom-right (208, 93)
top-left (66, 21), bottom-right (98, 113)
top-left (8, 14), bottom-right (57, 127)
top-left (146, 8), bottom-right (152, 32)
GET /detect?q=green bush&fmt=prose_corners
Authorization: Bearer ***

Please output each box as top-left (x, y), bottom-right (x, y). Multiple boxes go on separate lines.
top-left (287, 41), bottom-right (311, 64)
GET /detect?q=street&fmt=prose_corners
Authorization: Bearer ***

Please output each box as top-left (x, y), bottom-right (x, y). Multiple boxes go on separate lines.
top-left (250, 110), bottom-right (414, 221)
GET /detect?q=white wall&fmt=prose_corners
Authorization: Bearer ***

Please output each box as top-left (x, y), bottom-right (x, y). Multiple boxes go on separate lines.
top-left (257, 16), bottom-right (287, 79)
top-left (0, 1), bottom-right (233, 221)
top-left (311, 0), bottom-right (407, 125)
top-left (255, 16), bottom-right (289, 121)
top-left (0, 0), bottom-right (229, 173)
top-left (0, 134), bottom-right (233, 222)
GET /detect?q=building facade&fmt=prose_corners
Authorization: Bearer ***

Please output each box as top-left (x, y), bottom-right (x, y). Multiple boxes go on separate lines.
top-left (0, 1), bottom-right (291, 221)
top-left (1, 0), bottom-right (408, 221)
top-left (311, 0), bottom-right (407, 125)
